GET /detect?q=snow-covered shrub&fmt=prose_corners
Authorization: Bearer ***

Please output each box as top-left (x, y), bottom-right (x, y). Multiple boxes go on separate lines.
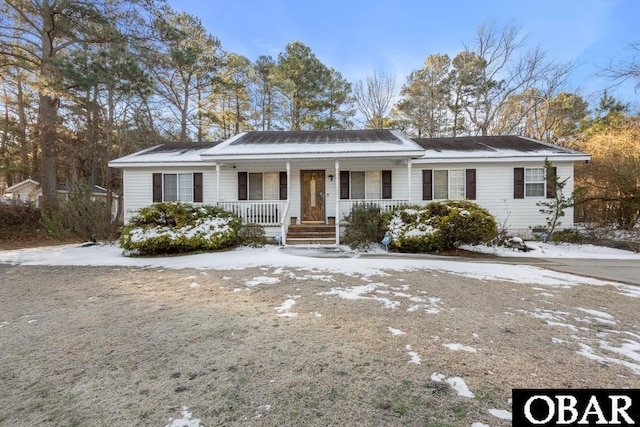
top-left (342, 202), bottom-right (386, 250)
top-left (120, 203), bottom-right (241, 256)
top-left (386, 201), bottom-right (497, 253)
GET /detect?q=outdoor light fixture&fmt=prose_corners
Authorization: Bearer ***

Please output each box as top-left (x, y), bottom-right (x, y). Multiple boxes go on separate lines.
top-left (328, 174), bottom-right (334, 181)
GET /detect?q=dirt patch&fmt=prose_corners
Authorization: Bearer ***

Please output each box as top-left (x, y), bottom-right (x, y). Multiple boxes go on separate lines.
top-left (0, 263), bottom-right (637, 426)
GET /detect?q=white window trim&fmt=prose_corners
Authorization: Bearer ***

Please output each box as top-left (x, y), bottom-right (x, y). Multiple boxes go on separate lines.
top-left (248, 172), bottom-right (279, 200)
top-left (349, 171), bottom-right (382, 200)
top-left (525, 167), bottom-right (546, 198)
top-left (163, 173), bottom-right (193, 202)
top-left (433, 169), bottom-right (465, 200)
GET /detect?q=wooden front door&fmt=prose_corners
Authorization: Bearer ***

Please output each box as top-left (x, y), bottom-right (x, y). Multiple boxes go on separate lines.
top-left (301, 170), bottom-right (325, 223)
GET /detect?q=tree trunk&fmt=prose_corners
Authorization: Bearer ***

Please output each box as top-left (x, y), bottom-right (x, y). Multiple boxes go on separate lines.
top-left (16, 77), bottom-right (29, 181)
top-left (38, 93), bottom-right (58, 210)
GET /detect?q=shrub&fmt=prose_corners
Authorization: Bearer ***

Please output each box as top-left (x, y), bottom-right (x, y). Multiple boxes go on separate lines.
top-left (237, 223), bottom-right (267, 247)
top-left (0, 199), bottom-right (41, 241)
top-left (120, 203), bottom-right (241, 256)
top-left (342, 202), bottom-right (386, 250)
top-left (386, 201), bottom-right (497, 253)
top-left (40, 182), bottom-right (119, 241)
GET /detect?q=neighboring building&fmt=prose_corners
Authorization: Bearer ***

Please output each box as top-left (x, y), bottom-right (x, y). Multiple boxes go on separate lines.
top-left (4, 179), bottom-right (118, 218)
top-left (108, 130), bottom-right (590, 244)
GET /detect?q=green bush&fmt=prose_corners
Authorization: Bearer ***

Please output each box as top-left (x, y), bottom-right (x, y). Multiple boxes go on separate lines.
top-left (120, 202), bottom-right (241, 256)
top-left (40, 182), bottom-right (119, 241)
top-left (387, 201), bottom-right (497, 253)
top-left (342, 202), bottom-right (386, 250)
top-left (237, 223), bottom-right (267, 247)
top-left (0, 199), bottom-right (42, 241)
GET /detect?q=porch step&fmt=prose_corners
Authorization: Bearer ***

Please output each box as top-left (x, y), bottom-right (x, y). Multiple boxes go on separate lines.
top-left (286, 224), bottom-right (336, 245)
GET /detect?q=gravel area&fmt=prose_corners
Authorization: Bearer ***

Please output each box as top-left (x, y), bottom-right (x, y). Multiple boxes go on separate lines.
top-left (0, 262), bottom-right (638, 426)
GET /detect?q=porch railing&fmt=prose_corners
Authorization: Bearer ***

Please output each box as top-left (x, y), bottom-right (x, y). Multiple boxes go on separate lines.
top-left (339, 199), bottom-right (409, 222)
top-left (217, 200), bottom-right (286, 226)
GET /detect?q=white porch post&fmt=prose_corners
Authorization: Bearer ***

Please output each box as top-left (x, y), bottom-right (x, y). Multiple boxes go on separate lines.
top-left (335, 159), bottom-right (340, 245)
top-left (407, 158), bottom-right (412, 204)
top-left (215, 162), bottom-right (220, 203)
top-left (281, 160), bottom-right (291, 243)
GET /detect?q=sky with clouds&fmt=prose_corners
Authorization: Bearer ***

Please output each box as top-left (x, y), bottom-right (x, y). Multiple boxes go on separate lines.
top-left (168, 0), bottom-right (639, 109)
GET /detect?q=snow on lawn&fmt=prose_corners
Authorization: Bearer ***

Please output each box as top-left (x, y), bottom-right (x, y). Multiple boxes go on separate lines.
top-left (0, 243), bottom-right (633, 292)
top-left (461, 241), bottom-right (640, 259)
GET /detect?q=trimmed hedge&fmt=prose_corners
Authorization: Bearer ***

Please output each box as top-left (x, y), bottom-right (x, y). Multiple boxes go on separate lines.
top-left (386, 201), bottom-right (497, 253)
top-left (120, 203), bottom-right (241, 256)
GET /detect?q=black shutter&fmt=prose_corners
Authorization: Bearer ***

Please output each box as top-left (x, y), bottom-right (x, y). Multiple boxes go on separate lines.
top-left (279, 171), bottom-right (287, 200)
top-left (422, 170), bottom-right (433, 200)
top-left (152, 173), bottom-right (162, 202)
top-left (514, 168), bottom-right (525, 199)
top-left (193, 173), bottom-right (203, 202)
top-left (238, 172), bottom-right (248, 200)
top-left (546, 166), bottom-right (557, 199)
top-left (465, 169), bottom-right (476, 200)
top-left (382, 170), bottom-right (392, 199)
top-left (340, 171), bottom-right (350, 199)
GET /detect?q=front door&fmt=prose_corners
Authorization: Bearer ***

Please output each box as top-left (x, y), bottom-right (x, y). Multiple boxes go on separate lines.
top-left (301, 170), bottom-right (325, 223)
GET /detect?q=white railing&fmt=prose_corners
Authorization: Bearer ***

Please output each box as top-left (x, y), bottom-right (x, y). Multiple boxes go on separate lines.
top-left (339, 199), bottom-right (409, 222)
top-left (280, 199), bottom-right (291, 242)
top-left (217, 200), bottom-right (286, 226)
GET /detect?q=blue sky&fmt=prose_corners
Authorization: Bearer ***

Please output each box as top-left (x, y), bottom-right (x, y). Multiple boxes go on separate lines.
top-left (168, 0), bottom-right (639, 109)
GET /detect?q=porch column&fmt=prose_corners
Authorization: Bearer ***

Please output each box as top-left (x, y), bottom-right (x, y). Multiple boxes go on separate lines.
top-left (335, 159), bottom-right (340, 245)
top-left (215, 162), bottom-right (220, 203)
top-left (407, 158), bottom-right (412, 204)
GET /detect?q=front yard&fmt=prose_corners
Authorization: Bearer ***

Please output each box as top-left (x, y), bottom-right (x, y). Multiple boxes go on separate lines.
top-left (0, 253), bottom-right (637, 426)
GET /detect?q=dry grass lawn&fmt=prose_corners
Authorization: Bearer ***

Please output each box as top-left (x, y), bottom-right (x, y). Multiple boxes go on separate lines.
top-left (0, 262), bottom-right (637, 426)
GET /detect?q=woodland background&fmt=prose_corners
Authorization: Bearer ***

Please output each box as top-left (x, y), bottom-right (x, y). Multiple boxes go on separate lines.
top-left (0, 0), bottom-right (639, 231)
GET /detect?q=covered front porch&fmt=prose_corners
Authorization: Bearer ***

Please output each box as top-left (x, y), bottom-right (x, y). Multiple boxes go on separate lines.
top-left (212, 158), bottom-right (415, 245)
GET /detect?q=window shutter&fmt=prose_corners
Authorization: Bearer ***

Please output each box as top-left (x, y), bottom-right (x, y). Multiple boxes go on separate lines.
top-left (152, 173), bottom-right (162, 202)
top-left (465, 169), bottom-right (476, 200)
top-left (422, 170), bottom-right (433, 200)
top-left (238, 172), bottom-right (248, 200)
top-left (546, 166), bottom-right (557, 199)
top-left (382, 170), bottom-right (392, 199)
top-left (193, 173), bottom-right (203, 202)
top-left (279, 171), bottom-right (287, 200)
top-left (340, 171), bottom-right (350, 199)
top-left (514, 168), bottom-right (525, 199)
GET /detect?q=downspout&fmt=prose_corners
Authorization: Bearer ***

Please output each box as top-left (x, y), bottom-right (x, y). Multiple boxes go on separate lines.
top-left (215, 162), bottom-right (220, 204)
top-left (335, 159), bottom-right (340, 245)
top-left (407, 158), bottom-right (412, 204)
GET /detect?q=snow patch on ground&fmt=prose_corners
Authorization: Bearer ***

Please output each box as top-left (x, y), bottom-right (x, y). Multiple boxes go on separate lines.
top-left (405, 344), bottom-right (421, 364)
top-left (430, 372), bottom-right (474, 398)
top-left (166, 406), bottom-right (200, 427)
top-left (443, 343), bottom-right (477, 353)
top-left (388, 327), bottom-right (406, 336)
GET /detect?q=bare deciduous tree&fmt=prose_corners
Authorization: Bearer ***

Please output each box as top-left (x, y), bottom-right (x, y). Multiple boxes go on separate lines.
top-left (353, 71), bottom-right (395, 128)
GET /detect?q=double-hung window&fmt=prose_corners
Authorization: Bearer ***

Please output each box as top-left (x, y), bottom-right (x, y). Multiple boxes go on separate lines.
top-left (525, 168), bottom-right (545, 197)
top-left (349, 171), bottom-right (382, 199)
top-left (424, 169), bottom-right (472, 200)
top-left (238, 171), bottom-right (287, 201)
top-left (153, 172), bottom-right (202, 203)
top-left (248, 172), bottom-right (279, 200)
top-left (514, 166), bottom-right (556, 199)
top-left (340, 170), bottom-right (392, 199)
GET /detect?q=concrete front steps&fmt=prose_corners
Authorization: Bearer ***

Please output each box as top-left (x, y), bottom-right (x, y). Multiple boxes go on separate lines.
top-left (286, 224), bottom-right (336, 245)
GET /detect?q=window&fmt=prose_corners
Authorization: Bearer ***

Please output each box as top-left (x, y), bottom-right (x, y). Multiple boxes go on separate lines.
top-left (249, 172), bottom-right (279, 200)
top-left (153, 173), bottom-right (202, 203)
top-left (339, 170), bottom-right (392, 200)
top-left (242, 172), bottom-right (281, 200)
top-left (525, 167), bottom-right (545, 197)
top-left (433, 169), bottom-right (465, 200)
top-left (423, 169), bottom-right (475, 200)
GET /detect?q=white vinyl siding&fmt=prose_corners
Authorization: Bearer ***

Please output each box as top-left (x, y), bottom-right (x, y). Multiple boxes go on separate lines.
top-left (525, 167), bottom-right (545, 197)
